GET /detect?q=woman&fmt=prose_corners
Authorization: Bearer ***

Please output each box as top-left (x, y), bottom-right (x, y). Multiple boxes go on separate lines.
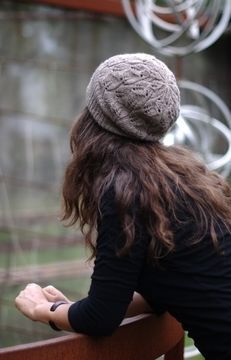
top-left (15, 53), bottom-right (231, 359)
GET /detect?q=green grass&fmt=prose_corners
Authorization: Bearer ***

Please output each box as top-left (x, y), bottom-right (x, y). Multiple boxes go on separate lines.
top-left (0, 244), bottom-right (87, 267)
top-left (0, 215), bottom-right (80, 243)
top-left (0, 222), bottom-right (86, 267)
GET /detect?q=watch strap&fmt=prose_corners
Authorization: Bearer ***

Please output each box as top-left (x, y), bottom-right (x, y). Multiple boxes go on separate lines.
top-left (49, 300), bottom-right (68, 331)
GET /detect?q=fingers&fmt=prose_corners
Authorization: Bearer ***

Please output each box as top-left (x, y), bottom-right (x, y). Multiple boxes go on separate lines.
top-left (43, 285), bottom-right (57, 295)
top-left (15, 283), bottom-right (71, 322)
top-left (42, 285), bottom-right (70, 303)
top-left (15, 290), bottom-right (24, 310)
top-left (42, 287), bottom-right (59, 301)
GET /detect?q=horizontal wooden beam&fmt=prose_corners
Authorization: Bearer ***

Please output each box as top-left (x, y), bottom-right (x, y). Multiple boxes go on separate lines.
top-left (25, 0), bottom-right (126, 17)
top-left (0, 313), bottom-right (184, 360)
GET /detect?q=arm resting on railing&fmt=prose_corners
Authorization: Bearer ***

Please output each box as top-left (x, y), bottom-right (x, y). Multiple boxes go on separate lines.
top-left (0, 313), bottom-right (184, 360)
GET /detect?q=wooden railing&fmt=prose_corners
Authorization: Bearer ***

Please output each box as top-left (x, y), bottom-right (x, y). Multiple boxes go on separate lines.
top-left (0, 313), bottom-right (184, 360)
top-left (22, 0), bottom-right (126, 17)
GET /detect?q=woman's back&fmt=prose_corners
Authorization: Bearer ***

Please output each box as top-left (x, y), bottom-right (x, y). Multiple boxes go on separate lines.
top-left (92, 184), bottom-right (231, 359)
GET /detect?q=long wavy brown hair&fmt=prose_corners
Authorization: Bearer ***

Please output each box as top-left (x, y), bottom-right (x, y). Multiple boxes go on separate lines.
top-left (62, 107), bottom-right (231, 260)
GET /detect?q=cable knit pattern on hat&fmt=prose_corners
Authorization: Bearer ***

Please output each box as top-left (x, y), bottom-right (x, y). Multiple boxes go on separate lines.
top-left (86, 53), bottom-right (180, 141)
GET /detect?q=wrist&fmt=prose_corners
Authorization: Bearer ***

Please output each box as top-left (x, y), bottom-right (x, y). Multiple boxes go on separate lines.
top-left (34, 302), bottom-right (53, 324)
top-left (49, 301), bottom-right (69, 331)
top-left (33, 301), bottom-right (53, 324)
top-left (33, 300), bottom-right (73, 332)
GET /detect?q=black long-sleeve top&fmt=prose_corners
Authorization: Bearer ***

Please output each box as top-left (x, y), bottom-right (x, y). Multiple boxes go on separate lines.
top-left (68, 187), bottom-right (231, 360)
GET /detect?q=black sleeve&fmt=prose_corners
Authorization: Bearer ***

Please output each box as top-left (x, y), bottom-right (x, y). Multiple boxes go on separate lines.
top-left (68, 188), bottom-right (149, 336)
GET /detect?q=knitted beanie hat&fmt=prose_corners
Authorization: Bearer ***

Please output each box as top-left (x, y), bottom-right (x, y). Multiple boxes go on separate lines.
top-left (86, 53), bottom-right (180, 142)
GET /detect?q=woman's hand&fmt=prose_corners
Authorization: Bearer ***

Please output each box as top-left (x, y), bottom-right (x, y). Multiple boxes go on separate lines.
top-left (15, 283), bottom-right (73, 331)
top-left (42, 285), bottom-right (71, 303)
top-left (15, 283), bottom-right (73, 327)
top-left (15, 283), bottom-right (49, 322)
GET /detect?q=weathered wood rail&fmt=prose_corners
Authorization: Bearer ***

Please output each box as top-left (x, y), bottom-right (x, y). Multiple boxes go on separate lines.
top-left (22, 0), bottom-right (126, 17)
top-left (0, 313), bottom-right (184, 360)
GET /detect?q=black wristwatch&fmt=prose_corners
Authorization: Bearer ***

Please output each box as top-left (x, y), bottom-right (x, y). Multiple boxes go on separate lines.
top-left (49, 300), bottom-right (68, 331)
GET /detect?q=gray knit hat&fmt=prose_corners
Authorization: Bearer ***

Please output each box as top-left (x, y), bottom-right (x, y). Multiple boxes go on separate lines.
top-left (86, 53), bottom-right (180, 142)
